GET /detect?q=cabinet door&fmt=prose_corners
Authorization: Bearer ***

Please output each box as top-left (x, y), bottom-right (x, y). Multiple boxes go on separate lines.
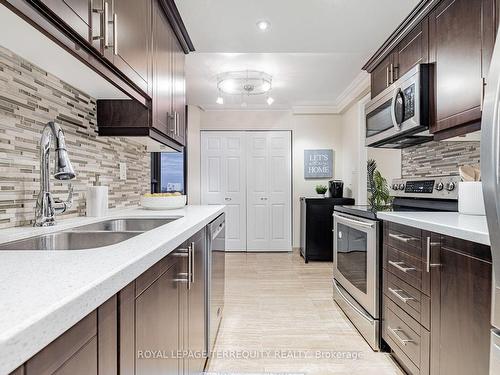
top-left (186, 230), bottom-right (207, 374)
top-left (152, 0), bottom-right (174, 137)
top-left (172, 39), bottom-right (186, 145)
top-left (394, 18), bottom-right (428, 80)
top-left (428, 0), bottom-right (495, 134)
top-left (112, 0), bottom-right (151, 93)
top-left (41, 0), bottom-right (91, 41)
top-left (370, 53), bottom-right (394, 98)
top-left (25, 312), bottom-right (97, 375)
top-left (430, 236), bottom-right (492, 375)
top-left (136, 260), bottom-right (181, 375)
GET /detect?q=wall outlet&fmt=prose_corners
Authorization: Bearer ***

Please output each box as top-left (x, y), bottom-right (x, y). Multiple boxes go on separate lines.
top-left (119, 162), bottom-right (127, 180)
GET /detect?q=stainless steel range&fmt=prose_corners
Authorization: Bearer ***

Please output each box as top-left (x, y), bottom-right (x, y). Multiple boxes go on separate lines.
top-left (332, 175), bottom-right (459, 350)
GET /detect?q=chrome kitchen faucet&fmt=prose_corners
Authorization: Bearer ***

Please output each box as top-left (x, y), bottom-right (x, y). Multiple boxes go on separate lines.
top-left (34, 121), bottom-right (76, 227)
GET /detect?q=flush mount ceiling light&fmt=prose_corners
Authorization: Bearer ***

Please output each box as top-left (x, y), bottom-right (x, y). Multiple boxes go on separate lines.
top-left (217, 70), bottom-right (272, 96)
top-left (216, 70), bottom-right (274, 106)
top-left (256, 20), bottom-right (270, 31)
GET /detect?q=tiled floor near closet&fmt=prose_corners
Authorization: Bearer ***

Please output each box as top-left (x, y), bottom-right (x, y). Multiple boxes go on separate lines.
top-left (206, 251), bottom-right (403, 375)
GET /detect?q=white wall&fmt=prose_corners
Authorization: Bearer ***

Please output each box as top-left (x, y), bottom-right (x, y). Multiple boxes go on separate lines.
top-left (198, 109), bottom-right (344, 248)
top-left (339, 93), bottom-right (401, 203)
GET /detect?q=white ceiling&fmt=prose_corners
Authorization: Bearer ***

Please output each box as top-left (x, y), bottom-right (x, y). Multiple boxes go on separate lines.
top-left (175, 0), bottom-right (420, 111)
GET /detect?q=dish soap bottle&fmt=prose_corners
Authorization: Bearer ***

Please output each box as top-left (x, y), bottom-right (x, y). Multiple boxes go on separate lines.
top-left (86, 174), bottom-right (108, 217)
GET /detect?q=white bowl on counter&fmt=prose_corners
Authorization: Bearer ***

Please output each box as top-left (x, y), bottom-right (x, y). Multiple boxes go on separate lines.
top-left (140, 195), bottom-right (187, 210)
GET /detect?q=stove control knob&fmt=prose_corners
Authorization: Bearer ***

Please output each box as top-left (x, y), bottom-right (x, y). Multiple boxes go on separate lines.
top-left (399, 183), bottom-right (405, 191)
top-left (435, 182), bottom-right (444, 191)
top-left (446, 182), bottom-right (456, 191)
top-left (392, 184), bottom-right (399, 190)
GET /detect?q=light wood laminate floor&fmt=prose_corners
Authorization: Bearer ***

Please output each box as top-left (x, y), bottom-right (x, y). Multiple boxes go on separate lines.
top-left (206, 251), bottom-right (403, 375)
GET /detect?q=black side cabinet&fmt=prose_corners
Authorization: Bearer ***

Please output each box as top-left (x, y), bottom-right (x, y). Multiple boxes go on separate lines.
top-left (299, 197), bottom-right (355, 262)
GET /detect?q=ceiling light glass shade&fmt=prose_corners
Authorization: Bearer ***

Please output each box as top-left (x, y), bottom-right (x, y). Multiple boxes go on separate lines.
top-left (256, 20), bottom-right (270, 30)
top-left (216, 96), bottom-right (224, 104)
top-left (217, 70), bottom-right (272, 96)
top-left (266, 97), bottom-right (274, 105)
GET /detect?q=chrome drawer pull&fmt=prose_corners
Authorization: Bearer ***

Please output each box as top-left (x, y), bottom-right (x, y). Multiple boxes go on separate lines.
top-left (388, 260), bottom-right (416, 273)
top-left (388, 287), bottom-right (414, 303)
top-left (388, 327), bottom-right (414, 346)
top-left (389, 233), bottom-right (417, 243)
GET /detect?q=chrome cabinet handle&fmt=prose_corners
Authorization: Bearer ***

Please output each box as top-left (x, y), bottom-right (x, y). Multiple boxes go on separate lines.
top-left (173, 272), bottom-right (189, 283)
top-left (224, 197), bottom-right (232, 201)
top-left (388, 260), bottom-right (416, 273)
top-left (190, 241), bottom-right (195, 284)
top-left (260, 197), bottom-right (268, 200)
top-left (187, 243), bottom-right (192, 290)
top-left (388, 327), bottom-right (414, 346)
top-left (175, 112), bottom-right (180, 135)
top-left (112, 12), bottom-right (118, 55)
top-left (386, 66), bottom-right (390, 87)
top-left (390, 63), bottom-right (394, 84)
top-left (389, 233), bottom-right (417, 243)
top-left (425, 236), bottom-right (441, 272)
top-left (388, 287), bottom-right (414, 303)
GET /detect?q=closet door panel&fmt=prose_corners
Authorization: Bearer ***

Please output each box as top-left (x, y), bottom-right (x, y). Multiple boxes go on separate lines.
top-left (201, 131), bottom-right (246, 251)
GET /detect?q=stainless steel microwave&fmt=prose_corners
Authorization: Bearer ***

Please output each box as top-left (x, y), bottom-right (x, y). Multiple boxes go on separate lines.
top-left (365, 64), bottom-right (433, 149)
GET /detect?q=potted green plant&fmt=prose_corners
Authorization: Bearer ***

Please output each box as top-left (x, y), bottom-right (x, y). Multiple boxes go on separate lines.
top-left (367, 159), bottom-right (392, 209)
top-left (315, 184), bottom-right (328, 198)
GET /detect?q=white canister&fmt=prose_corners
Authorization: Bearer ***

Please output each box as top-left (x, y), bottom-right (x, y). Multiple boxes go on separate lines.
top-left (86, 186), bottom-right (109, 217)
top-left (458, 181), bottom-right (485, 215)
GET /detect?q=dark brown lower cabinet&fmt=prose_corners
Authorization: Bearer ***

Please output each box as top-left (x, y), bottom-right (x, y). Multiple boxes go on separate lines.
top-left (382, 222), bottom-right (492, 375)
top-left (429, 236), bottom-right (492, 375)
top-left (10, 296), bottom-right (117, 375)
top-left (9, 228), bottom-right (208, 375)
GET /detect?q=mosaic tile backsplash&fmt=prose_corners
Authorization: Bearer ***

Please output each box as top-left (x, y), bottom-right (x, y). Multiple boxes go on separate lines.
top-left (402, 140), bottom-right (480, 178)
top-left (0, 46), bottom-right (150, 228)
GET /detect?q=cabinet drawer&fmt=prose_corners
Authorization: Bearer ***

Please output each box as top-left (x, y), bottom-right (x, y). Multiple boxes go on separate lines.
top-left (384, 245), bottom-right (428, 294)
top-left (386, 222), bottom-right (422, 259)
top-left (383, 298), bottom-right (429, 375)
top-left (383, 270), bottom-right (430, 330)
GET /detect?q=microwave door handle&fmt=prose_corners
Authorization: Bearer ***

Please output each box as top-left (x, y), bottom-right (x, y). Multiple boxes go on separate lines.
top-left (391, 88), bottom-right (402, 131)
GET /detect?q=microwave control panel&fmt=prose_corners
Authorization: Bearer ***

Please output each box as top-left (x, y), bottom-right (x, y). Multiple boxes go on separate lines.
top-left (402, 84), bottom-right (415, 121)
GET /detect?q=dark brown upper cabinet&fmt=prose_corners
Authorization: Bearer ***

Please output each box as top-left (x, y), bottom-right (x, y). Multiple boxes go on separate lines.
top-left (370, 53), bottom-right (395, 98)
top-left (364, 0), bottom-right (496, 140)
top-left (369, 19), bottom-right (429, 99)
top-left (97, 0), bottom-right (187, 150)
top-left (394, 18), bottom-right (429, 81)
top-left (428, 0), bottom-right (495, 138)
top-left (110, 0), bottom-right (152, 94)
top-left (40, 0), bottom-right (91, 40)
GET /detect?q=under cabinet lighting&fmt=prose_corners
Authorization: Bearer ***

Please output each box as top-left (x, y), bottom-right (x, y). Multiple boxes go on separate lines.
top-left (256, 20), bottom-right (270, 31)
top-left (216, 96), bottom-right (224, 105)
top-left (267, 96), bottom-right (274, 105)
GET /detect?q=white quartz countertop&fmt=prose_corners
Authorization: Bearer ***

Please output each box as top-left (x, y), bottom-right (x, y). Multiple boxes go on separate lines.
top-left (377, 211), bottom-right (490, 246)
top-left (0, 205), bottom-right (225, 375)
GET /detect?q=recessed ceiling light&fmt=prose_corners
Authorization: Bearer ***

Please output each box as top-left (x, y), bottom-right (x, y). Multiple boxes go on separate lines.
top-left (256, 20), bottom-right (270, 31)
top-left (266, 97), bottom-right (274, 106)
top-left (216, 96), bottom-right (224, 105)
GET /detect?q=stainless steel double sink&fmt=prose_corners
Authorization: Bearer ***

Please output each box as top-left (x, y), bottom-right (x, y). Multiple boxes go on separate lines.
top-left (0, 218), bottom-right (178, 251)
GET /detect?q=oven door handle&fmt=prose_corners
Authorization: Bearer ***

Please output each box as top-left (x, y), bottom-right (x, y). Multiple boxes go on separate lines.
top-left (333, 213), bottom-right (375, 229)
top-left (333, 279), bottom-right (374, 323)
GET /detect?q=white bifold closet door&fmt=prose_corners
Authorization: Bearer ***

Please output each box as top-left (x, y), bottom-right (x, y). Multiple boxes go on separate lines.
top-left (201, 131), bottom-right (291, 252)
top-left (201, 132), bottom-right (247, 251)
top-left (246, 132), bottom-right (291, 251)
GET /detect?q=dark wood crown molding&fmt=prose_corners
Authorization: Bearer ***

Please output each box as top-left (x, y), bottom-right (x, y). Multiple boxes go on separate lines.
top-left (160, 0), bottom-right (195, 54)
top-left (363, 0), bottom-right (440, 72)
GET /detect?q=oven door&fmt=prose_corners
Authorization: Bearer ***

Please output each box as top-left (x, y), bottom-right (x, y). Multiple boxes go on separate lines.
top-left (333, 212), bottom-right (379, 318)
